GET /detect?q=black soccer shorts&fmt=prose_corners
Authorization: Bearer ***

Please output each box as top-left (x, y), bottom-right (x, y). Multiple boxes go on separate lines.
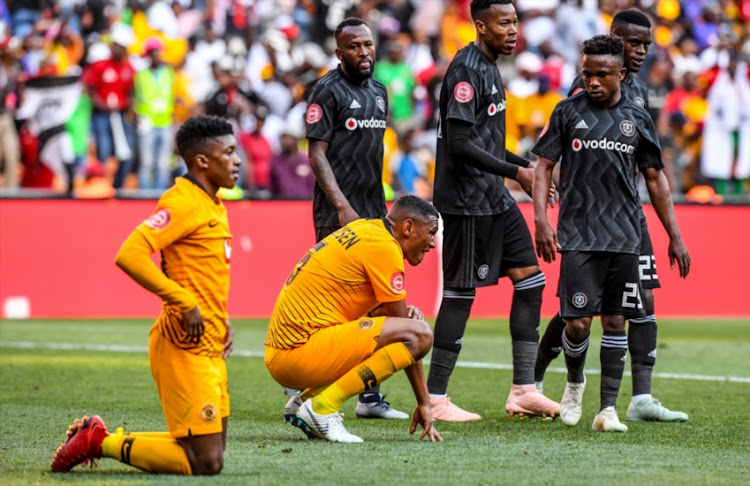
top-left (638, 213), bottom-right (661, 290)
top-left (441, 204), bottom-right (538, 289)
top-left (558, 251), bottom-right (646, 320)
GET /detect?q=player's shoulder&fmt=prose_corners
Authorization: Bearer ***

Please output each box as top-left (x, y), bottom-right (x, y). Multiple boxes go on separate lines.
top-left (310, 69), bottom-right (341, 94)
top-left (621, 96), bottom-right (652, 121)
top-left (157, 178), bottom-right (204, 212)
top-left (555, 91), bottom-right (587, 113)
top-left (369, 77), bottom-right (387, 94)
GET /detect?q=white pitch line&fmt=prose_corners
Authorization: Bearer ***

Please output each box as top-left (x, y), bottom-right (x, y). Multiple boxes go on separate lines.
top-left (3, 341), bottom-right (749, 384)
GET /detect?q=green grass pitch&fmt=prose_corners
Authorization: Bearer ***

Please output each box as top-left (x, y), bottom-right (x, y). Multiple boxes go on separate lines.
top-left (1, 318), bottom-right (749, 485)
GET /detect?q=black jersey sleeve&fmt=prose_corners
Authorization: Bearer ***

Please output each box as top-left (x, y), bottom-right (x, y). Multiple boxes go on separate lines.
top-left (443, 63), bottom-right (482, 125)
top-left (635, 111), bottom-right (664, 171)
top-left (305, 83), bottom-right (337, 142)
top-left (531, 103), bottom-right (566, 162)
top-left (447, 119), bottom-right (520, 178)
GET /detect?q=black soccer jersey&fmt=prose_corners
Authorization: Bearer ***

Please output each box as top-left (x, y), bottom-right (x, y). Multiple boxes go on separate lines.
top-left (569, 72), bottom-right (650, 111)
top-left (532, 93), bottom-right (663, 254)
top-left (433, 43), bottom-right (515, 216)
top-left (306, 66), bottom-right (388, 228)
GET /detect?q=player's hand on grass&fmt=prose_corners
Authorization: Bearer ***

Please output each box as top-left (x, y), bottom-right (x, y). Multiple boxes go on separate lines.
top-left (410, 404), bottom-right (443, 442)
top-left (407, 305), bottom-right (424, 320)
top-left (668, 238), bottom-right (691, 279)
top-left (222, 319), bottom-right (234, 359)
top-left (535, 221), bottom-right (560, 263)
top-left (182, 306), bottom-right (205, 344)
top-left (515, 167), bottom-right (534, 197)
top-left (338, 206), bottom-right (360, 227)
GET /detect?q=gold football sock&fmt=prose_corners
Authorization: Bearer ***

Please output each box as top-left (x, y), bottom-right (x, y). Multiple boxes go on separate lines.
top-left (101, 434), bottom-right (192, 475)
top-left (122, 431), bottom-right (172, 439)
top-left (313, 343), bottom-right (415, 414)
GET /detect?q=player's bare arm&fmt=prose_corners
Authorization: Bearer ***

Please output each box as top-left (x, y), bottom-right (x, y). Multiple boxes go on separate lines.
top-left (374, 299), bottom-right (442, 442)
top-left (643, 167), bottom-right (691, 278)
top-left (222, 319), bottom-right (234, 359)
top-left (308, 139), bottom-right (359, 226)
top-left (533, 156), bottom-right (559, 263)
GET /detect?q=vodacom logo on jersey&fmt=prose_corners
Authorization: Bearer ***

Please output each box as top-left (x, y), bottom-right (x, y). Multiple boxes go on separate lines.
top-left (571, 137), bottom-right (635, 154)
top-left (344, 117), bottom-right (387, 131)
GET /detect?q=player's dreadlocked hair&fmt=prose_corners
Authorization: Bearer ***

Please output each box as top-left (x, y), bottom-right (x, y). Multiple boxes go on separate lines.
top-left (334, 17), bottom-right (369, 42)
top-left (612, 9), bottom-right (652, 29)
top-left (175, 115), bottom-right (234, 161)
top-left (470, 0), bottom-right (513, 21)
top-left (581, 35), bottom-right (624, 59)
top-left (391, 195), bottom-right (440, 221)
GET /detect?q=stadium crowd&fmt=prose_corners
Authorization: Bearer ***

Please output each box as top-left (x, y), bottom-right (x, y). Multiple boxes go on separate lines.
top-left (0, 0), bottom-right (749, 202)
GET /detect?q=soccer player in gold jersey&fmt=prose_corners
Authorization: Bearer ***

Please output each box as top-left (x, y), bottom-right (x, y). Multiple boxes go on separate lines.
top-left (51, 115), bottom-right (241, 475)
top-left (265, 195), bottom-right (443, 443)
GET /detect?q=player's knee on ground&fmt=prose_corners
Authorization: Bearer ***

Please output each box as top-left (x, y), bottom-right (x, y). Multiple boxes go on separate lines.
top-left (189, 449), bottom-right (223, 476)
top-left (405, 319), bottom-right (433, 361)
top-left (641, 288), bottom-right (655, 315)
top-left (601, 315), bottom-right (626, 332)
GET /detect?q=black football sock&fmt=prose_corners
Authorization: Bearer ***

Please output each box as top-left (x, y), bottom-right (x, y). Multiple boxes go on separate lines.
top-left (600, 330), bottom-right (628, 411)
top-left (535, 312), bottom-right (566, 382)
top-left (509, 272), bottom-right (545, 385)
top-left (427, 288), bottom-right (475, 395)
top-left (628, 315), bottom-right (657, 397)
top-left (563, 327), bottom-right (589, 384)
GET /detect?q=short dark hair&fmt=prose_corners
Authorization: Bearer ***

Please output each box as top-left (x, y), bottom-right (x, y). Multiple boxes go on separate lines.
top-left (391, 195), bottom-right (440, 221)
top-left (334, 17), bottom-right (369, 41)
top-left (612, 9), bottom-right (652, 29)
top-left (175, 115), bottom-right (234, 161)
top-left (581, 34), bottom-right (624, 59)
top-left (470, 0), bottom-right (513, 22)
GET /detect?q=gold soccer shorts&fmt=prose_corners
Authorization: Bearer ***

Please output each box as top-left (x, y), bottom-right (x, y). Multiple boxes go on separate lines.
top-left (265, 316), bottom-right (387, 389)
top-left (149, 329), bottom-right (229, 437)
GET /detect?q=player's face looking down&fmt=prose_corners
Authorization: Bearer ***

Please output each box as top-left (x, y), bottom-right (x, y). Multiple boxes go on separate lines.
top-left (202, 135), bottom-right (242, 190)
top-left (336, 24), bottom-right (376, 83)
top-left (401, 215), bottom-right (440, 267)
top-left (612, 23), bottom-right (652, 74)
top-left (475, 3), bottom-right (519, 58)
top-left (582, 54), bottom-right (626, 108)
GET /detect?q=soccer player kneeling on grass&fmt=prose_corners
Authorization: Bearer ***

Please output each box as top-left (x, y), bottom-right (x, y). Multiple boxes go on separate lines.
top-left (264, 195), bottom-right (443, 443)
top-left (50, 115), bottom-right (241, 475)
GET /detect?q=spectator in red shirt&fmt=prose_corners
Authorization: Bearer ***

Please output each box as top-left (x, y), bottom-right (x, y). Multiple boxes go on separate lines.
top-left (82, 25), bottom-right (136, 189)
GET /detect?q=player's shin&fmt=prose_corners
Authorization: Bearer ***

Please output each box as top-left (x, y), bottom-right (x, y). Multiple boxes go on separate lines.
top-left (101, 433), bottom-right (192, 475)
top-left (536, 312), bottom-right (566, 383)
top-left (600, 330), bottom-right (628, 410)
top-left (509, 272), bottom-right (546, 385)
top-left (313, 343), bottom-right (415, 414)
top-left (629, 315), bottom-right (657, 397)
top-left (562, 327), bottom-right (589, 383)
top-left (427, 288), bottom-right (474, 396)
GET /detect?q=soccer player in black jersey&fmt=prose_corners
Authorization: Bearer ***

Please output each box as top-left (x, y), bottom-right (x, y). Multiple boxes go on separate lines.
top-left (285, 17), bottom-right (408, 422)
top-left (428, 0), bottom-right (560, 422)
top-left (532, 35), bottom-right (690, 432)
top-left (534, 10), bottom-right (689, 423)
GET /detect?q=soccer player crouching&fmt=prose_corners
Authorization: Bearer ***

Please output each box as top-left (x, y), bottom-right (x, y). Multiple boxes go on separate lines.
top-left (264, 195), bottom-right (443, 443)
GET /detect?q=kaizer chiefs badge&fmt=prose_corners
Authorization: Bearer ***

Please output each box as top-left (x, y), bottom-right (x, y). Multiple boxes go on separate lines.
top-left (200, 403), bottom-right (218, 423)
top-left (358, 319), bottom-right (375, 331)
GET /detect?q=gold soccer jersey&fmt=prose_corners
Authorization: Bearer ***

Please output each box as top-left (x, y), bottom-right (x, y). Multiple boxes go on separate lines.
top-left (265, 218), bottom-right (406, 350)
top-left (134, 176), bottom-right (232, 357)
